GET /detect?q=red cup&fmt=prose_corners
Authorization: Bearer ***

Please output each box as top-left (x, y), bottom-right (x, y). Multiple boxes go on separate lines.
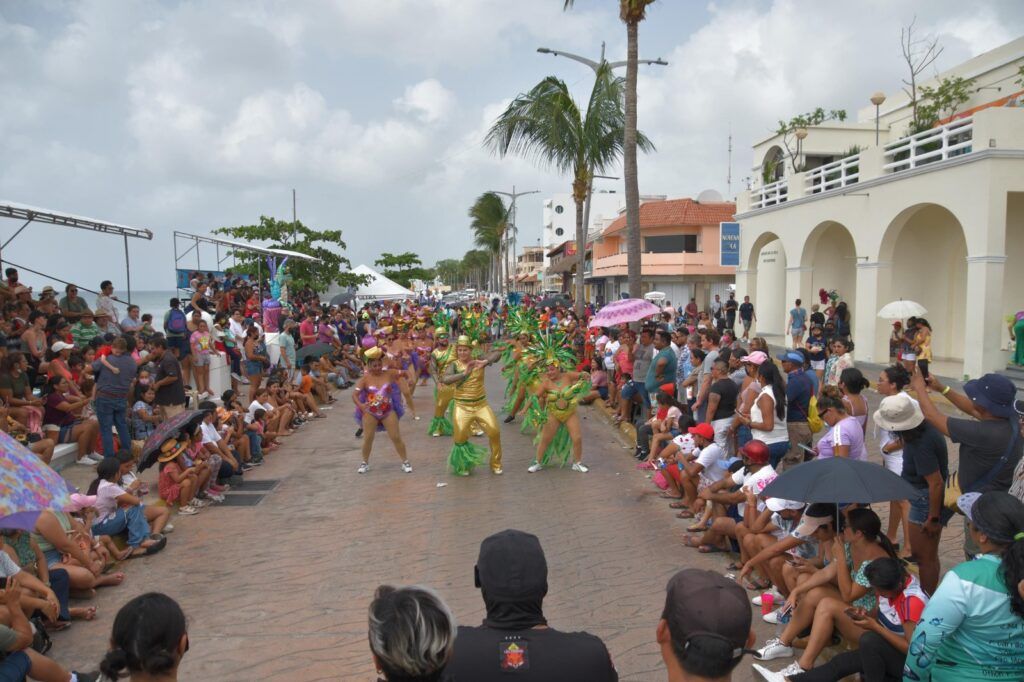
top-left (760, 592), bottom-right (775, 616)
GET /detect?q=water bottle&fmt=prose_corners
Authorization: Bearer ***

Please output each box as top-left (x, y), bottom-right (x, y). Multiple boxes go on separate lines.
top-left (775, 605), bottom-right (792, 637)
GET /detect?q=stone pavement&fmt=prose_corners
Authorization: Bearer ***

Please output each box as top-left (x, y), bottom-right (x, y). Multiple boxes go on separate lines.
top-left (51, 368), bottom-right (972, 681)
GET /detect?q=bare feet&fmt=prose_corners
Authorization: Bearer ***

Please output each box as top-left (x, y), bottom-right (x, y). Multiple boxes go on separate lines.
top-left (70, 606), bottom-right (98, 621)
top-left (97, 571), bottom-right (126, 587)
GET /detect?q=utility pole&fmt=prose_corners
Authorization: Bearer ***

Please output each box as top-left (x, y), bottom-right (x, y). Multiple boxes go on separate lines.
top-left (291, 188), bottom-right (298, 245)
top-left (536, 41), bottom-right (667, 310)
top-left (490, 186), bottom-right (539, 295)
top-left (727, 126), bottom-right (733, 198)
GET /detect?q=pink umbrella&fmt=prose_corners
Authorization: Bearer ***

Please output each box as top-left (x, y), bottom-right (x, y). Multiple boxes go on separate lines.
top-left (587, 298), bottom-right (662, 328)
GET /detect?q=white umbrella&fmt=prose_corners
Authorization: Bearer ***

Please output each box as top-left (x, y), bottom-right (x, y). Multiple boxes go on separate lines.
top-left (644, 291), bottom-right (667, 301)
top-left (877, 299), bottom-right (927, 319)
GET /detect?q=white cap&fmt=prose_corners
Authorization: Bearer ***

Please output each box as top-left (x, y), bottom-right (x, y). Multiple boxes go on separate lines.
top-left (50, 341), bottom-right (75, 352)
top-left (766, 498), bottom-right (805, 513)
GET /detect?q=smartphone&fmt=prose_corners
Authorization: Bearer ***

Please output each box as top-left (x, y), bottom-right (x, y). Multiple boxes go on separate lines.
top-left (0, 576), bottom-right (8, 590)
top-left (919, 361), bottom-right (930, 379)
top-left (797, 443), bottom-right (817, 456)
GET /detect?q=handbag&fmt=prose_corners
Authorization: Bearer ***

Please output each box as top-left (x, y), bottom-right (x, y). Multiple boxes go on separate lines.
top-left (945, 421), bottom-right (1019, 513)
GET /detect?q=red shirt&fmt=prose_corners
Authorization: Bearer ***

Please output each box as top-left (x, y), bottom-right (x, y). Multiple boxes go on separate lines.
top-left (299, 320), bottom-right (317, 345)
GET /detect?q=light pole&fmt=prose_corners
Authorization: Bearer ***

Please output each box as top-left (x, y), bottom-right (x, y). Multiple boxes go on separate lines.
top-left (870, 92), bottom-right (886, 146)
top-left (536, 41), bottom-right (667, 308)
top-left (490, 186), bottom-right (539, 295)
top-left (583, 173), bottom-right (618, 301)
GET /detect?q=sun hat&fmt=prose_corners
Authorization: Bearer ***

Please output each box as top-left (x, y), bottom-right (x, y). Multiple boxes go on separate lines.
top-left (688, 423), bottom-right (715, 441)
top-left (962, 373), bottom-right (1017, 419)
top-left (958, 491), bottom-right (1024, 543)
top-left (766, 498), bottom-right (805, 513)
top-left (50, 341), bottom-right (75, 353)
top-left (157, 438), bottom-right (188, 463)
top-left (40, 285), bottom-right (56, 296)
top-left (740, 351), bottom-right (768, 365)
top-left (873, 393), bottom-right (924, 432)
top-left (739, 439), bottom-right (770, 465)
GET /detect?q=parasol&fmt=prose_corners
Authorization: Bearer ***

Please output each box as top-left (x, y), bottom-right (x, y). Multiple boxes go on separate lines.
top-left (587, 298), bottom-right (662, 328)
top-left (0, 431), bottom-right (72, 531)
top-left (877, 300), bottom-right (927, 320)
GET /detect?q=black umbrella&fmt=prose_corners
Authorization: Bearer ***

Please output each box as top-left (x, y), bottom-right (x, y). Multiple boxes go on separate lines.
top-left (139, 409), bottom-right (207, 472)
top-left (329, 292), bottom-right (355, 307)
top-left (296, 342), bottom-right (334, 363)
top-left (760, 457), bottom-right (920, 505)
top-left (537, 295), bottom-right (571, 309)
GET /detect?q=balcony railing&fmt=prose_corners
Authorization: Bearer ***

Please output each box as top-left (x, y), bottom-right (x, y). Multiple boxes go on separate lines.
top-left (805, 154), bottom-right (860, 194)
top-left (750, 179), bottom-right (788, 209)
top-left (883, 116), bottom-right (973, 174)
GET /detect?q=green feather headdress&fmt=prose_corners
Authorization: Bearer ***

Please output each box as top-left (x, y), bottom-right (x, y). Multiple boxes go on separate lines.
top-left (461, 311), bottom-right (488, 342)
top-left (432, 309), bottom-right (450, 333)
top-left (522, 332), bottom-right (576, 369)
top-left (505, 306), bottom-right (539, 338)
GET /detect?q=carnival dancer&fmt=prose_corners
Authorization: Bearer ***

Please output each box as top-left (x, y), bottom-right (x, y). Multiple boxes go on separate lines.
top-left (441, 336), bottom-right (503, 476)
top-left (352, 347), bottom-right (412, 474)
top-left (381, 328), bottom-right (420, 422)
top-left (413, 326), bottom-right (433, 386)
top-left (427, 326), bottom-right (456, 437)
top-left (525, 334), bottom-right (591, 473)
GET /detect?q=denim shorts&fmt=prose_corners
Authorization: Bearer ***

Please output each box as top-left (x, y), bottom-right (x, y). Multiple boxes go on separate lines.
top-left (620, 381), bottom-right (650, 406)
top-left (167, 334), bottom-right (190, 358)
top-left (908, 490), bottom-right (952, 526)
top-left (596, 386), bottom-right (609, 400)
top-left (0, 650), bottom-right (30, 681)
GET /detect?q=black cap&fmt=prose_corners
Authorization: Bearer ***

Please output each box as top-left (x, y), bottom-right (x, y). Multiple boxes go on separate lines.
top-left (663, 569), bottom-right (751, 665)
top-left (474, 529), bottom-right (547, 602)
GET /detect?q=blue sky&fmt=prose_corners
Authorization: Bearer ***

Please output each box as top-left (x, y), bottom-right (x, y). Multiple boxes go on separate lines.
top-left (1, 0), bottom-right (1021, 290)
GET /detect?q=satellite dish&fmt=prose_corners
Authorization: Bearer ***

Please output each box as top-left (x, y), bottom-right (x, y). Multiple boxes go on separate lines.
top-left (696, 189), bottom-right (724, 203)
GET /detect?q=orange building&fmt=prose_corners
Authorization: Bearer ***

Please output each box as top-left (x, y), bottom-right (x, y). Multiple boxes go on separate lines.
top-left (587, 197), bottom-right (737, 307)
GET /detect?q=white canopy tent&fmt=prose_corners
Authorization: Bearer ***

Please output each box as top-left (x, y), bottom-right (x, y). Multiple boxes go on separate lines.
top-left (347, 264), bottom-right (413, 301)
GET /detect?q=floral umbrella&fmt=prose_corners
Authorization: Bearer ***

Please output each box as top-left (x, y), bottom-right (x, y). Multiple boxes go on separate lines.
top-left (587, 298), bottom-right (662, 328)
top-left (139, 409), bottom-right (207, 472)
top-left (0, 430), bottom-right (72, 531)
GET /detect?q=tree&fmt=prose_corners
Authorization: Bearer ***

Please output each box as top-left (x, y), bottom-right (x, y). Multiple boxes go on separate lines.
top-left (434, 258), bottom-right (464, 288)
top-left (214, 216), bottom-right (367, 292)
top-left (900, 17), bottom-right (944, 133)
top-left (374, 252), bottom-right (434, 289)
top-left (773, 108), bottom-right (848, 173)
top-left (564, 1), bottom-right (657, 301)
top-left (467, 193), bottom-right (510, 294)
top-left (485, 65), bottom-right (651, 315)
top-left (917, 75), bottom-right (976, 128)
top-left (461, 250), bottom-right (491, 291)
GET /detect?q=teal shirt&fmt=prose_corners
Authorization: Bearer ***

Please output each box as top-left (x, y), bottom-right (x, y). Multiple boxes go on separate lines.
top-left (279, 333), bottom-right (296, 367)
top-left (904, 554), bottom-right (1024, 681)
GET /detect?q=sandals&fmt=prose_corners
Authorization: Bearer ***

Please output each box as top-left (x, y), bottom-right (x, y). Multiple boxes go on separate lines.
top-left (668, 501), bottom-right (689, 509)
top-left (743, 577), bottom-right (772, 591)
top-left (676, 509), bottom-right (695, 519)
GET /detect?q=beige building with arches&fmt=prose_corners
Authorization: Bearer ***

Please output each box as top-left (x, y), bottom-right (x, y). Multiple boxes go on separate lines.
top-left (734, 37), bottom-right (1024, 379)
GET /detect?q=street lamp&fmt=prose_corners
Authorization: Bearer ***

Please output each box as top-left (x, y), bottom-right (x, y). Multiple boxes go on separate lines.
top-left (870, 91), bottom-right (886, 146)
top-left (794, 127), bottom-right (808, 172)
top-left (490, 186), bottom-right (539, 295)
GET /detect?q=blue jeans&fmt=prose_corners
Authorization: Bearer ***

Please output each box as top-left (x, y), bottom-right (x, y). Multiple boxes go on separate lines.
top-left (736, 424), bottom-right (753, 449)
top-left (0, 650), bottom-right (30, 682)
top-left (95, 396), bottom-right (130, 458)
top-left (93, 505), bottom-right (151, 547)
top-left (246, 431), bottom-right (263, 462)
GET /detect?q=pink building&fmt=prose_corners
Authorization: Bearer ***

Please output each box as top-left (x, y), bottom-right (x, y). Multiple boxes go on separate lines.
top-left (587, 198), bottom-right (736, 307)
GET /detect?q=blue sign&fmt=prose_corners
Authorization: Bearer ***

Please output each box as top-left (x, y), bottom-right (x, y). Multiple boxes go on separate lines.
top-left (719, 222), bottom-right (740, 267)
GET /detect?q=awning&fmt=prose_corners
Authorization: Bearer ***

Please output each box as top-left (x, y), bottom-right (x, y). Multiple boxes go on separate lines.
top-left (0, 201), bottom-right (153, 240)
top-left (173, 232), bottom-right (321, 263)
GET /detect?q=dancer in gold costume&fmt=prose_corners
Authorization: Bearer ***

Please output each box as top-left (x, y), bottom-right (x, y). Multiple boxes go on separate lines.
top-left (442, 335), bottom-right (503, 476)
top-left (427, 327), bottom-right (456, 437)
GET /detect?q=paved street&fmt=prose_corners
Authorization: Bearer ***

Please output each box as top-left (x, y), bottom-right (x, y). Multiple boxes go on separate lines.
top-left (52, 370), bottom-right (969, 681)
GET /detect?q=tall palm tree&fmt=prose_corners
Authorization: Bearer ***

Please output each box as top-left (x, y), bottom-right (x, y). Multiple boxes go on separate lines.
top-left (485, 64), bottom-right (651, 315)
top-left (565, 0), bottom-right (656, 299)
top-left (467, 192), bottom-right (510, 293)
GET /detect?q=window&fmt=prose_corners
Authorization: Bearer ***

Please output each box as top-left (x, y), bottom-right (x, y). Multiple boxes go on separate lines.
top-left (555, 205), bottom-right (564, 214)
top-left (555, 227), bottom-right (564, 237)
top-left (644, 235), bottom-right (697, 253)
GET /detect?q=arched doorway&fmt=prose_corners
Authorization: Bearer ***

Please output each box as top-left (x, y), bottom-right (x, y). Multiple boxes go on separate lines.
top-left (1002, 192), bottom-right (1024, 348)
top-left (879, 204), bottom-right (968, 362)
top-left (801, 221), bottom-right (857, 333)
top-left (744, 231), bottom-right (787, 337)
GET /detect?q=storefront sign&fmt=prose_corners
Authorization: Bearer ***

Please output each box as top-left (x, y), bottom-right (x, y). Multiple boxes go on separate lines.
top-left (720, 222), bottom-right (740, 267)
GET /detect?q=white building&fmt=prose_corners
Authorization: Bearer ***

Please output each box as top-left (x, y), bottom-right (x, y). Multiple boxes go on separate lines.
top-left (541, 191), bottom-right (624, 291)
top-left (735, 37), bottom-right (1024, 379)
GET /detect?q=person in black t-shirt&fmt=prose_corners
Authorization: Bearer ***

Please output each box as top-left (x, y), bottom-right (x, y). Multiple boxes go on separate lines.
top-left (707, 359), bottom-right (739, 455)
top-left (442, 529), bottom-right (617, 681)
top-left (724, 294), bottom-right (738, 333)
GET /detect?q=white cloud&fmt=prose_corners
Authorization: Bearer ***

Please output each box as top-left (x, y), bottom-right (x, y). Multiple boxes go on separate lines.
top-left (394, 79), bottom-right (456, 124)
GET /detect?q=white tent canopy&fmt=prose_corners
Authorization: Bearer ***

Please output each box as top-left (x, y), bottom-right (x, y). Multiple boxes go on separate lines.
top-left (344, 264), bottom-right (413, 301)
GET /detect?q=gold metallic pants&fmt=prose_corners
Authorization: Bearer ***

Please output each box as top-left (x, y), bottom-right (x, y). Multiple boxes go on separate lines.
top-left (452, 398), bottom-right (502, 471)
top-left (434, 384), bottom-right (455, 419)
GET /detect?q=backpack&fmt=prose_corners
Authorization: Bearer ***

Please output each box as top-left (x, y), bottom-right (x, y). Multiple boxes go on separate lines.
top-left (806, 395), bottom-right (824, 434)
top-left (166, 308), bottom-right (187, 334)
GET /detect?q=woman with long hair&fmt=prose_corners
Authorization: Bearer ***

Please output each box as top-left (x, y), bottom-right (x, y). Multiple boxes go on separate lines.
top-left (736, 362), bottom-right (788, 467)
top-left (838, 367), bottom-right (869, 433)
top-left (812, 387), bottom-right (868, 461)
top-left (912, 317), bottom-right (933, 379)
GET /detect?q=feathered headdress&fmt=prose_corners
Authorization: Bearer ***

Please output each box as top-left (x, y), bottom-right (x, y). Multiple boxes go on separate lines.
top-left (461, 311), bottom-right (487, 343)
top-left (505, 306), bottom-right (539, 338)
top-left (363, 346), bottom-right (383, 361)
top-left (522, 332), bottom-right (576, 369)
top-left (432, 309), bottom-right (450, 334)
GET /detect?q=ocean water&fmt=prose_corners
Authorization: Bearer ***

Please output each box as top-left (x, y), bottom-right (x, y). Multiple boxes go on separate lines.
top-left (104, 290), bottom-right (179, 322)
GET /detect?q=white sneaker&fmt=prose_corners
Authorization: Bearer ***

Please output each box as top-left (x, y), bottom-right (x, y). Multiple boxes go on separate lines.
top-left (755, 637), bottom-right (793, 661)
top-left (401, 461), bottom-right (413, 474)
top-left (162, 523), bottom-right (174, 534)
top-left (752, 661), bottom-right (804, 681)
top-left (76, 457), bottom-right (99, 466)
top-left (572, 462), bottom-right (589, 473)
top-left (762, 608), bottom-right (781, 624)
top-left (752, 589), bottom-right (783, 606)
top-left (240, 375), bottom-right (250, 384)
top-left (527, 461), bottom-right (543, 473)
top-left (357, 462), bottom-right (370, 474)
top-left (177, 504), bottom-right (199, 515)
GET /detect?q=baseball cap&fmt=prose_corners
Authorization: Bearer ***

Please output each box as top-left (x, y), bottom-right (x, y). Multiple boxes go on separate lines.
top-left (793, 503), bottom-right (837, 537)
top-left (474, 529), bottom-right (548, 601)
top-left (778, 351), bottom-right (804, 364)
top-left (50, 341), bottom-right (75, 353)
top-left (766, 498), bottom-right (805, 513)
top-left (688, 423), bottom-right (715, 441)
top-left (740, 351), bottom-right (768, 365)
top-left (661, 569), bottom-right (752, 674)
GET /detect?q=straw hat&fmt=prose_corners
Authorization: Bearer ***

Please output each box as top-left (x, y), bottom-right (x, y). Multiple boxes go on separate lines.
top-left (873, 393), bottom-right (924, 432)
top-left (158, 438), bottom-right (188, 463)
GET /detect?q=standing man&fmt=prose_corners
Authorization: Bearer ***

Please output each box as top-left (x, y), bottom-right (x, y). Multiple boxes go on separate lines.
top-left (692, 330), bottom-right (721, 423)
top-left (685, 298), bottom-right (699, 325)
top-left (725, 292), bottom-right (738, 334)
top-left (619, 328), bottom-right (654, 423)
top-left (779, 351), bottom-right (813, 471)
top-left (92, 337), bottom-right (137, 458)
top-left (705, 358), bottom-right (739, 456)
top-left (151, 338), bottom-right (187, 419)
top-left (738, 295), bottom-right (756, 341)
top-left (646, 330), bottom-right (677, 398)
top-left (711, 294), bottom-right (723, 333)
top-left (788, 299), bottom-right (807, 348)
top-left (299, 309), bottom-right (317, 347)
top-left (94, 280), bottom-right (120, 333)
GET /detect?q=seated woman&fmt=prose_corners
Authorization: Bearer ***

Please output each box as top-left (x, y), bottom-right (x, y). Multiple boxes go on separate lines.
top-left (252, 384), bottom-right (297, 436)
top-left (88, 459), bottom-right (169, 558)
top-left (100, 592), bottom-right (189, 682)
top-left (578, 354), bottom-right (610, 406)
top-left (157, 439), bottom-right (204, 516)
top-left (0, 353), bottom-right (45, 431)
top-left (752, 508), bottom-right (899, 675)
top-left (31, 509), bottom-right (127, 595)
top-left (40, 375), bottom-right (101, 466)
top-left (367, 584), bottom-right (455, 682)
top-left (131, 385), bottom-right (160, 443)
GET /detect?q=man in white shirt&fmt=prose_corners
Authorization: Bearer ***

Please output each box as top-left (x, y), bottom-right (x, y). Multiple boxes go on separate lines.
top-left (199, 406), bottom-right (243, 474)
top-left (675, 424), bottom-right (727, 515)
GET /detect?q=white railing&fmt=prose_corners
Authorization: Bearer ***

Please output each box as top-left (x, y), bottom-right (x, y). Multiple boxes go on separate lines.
top-left (751, 179), bottom-right (788, 209)
top-left (805, 154), bottom-right (860, 194)
top-left (883, 116), bottom-right (974, 173)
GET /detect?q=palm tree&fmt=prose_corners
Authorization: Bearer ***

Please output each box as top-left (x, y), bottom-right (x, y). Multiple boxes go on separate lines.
top-left (565, 0), bottom-right (657, 299)
top-left (468, 192), bottom-right (510, 294)
top-left (462, 249), bottom-right (491, 291)
top-left (485, 64), bottom-right (651, 315)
